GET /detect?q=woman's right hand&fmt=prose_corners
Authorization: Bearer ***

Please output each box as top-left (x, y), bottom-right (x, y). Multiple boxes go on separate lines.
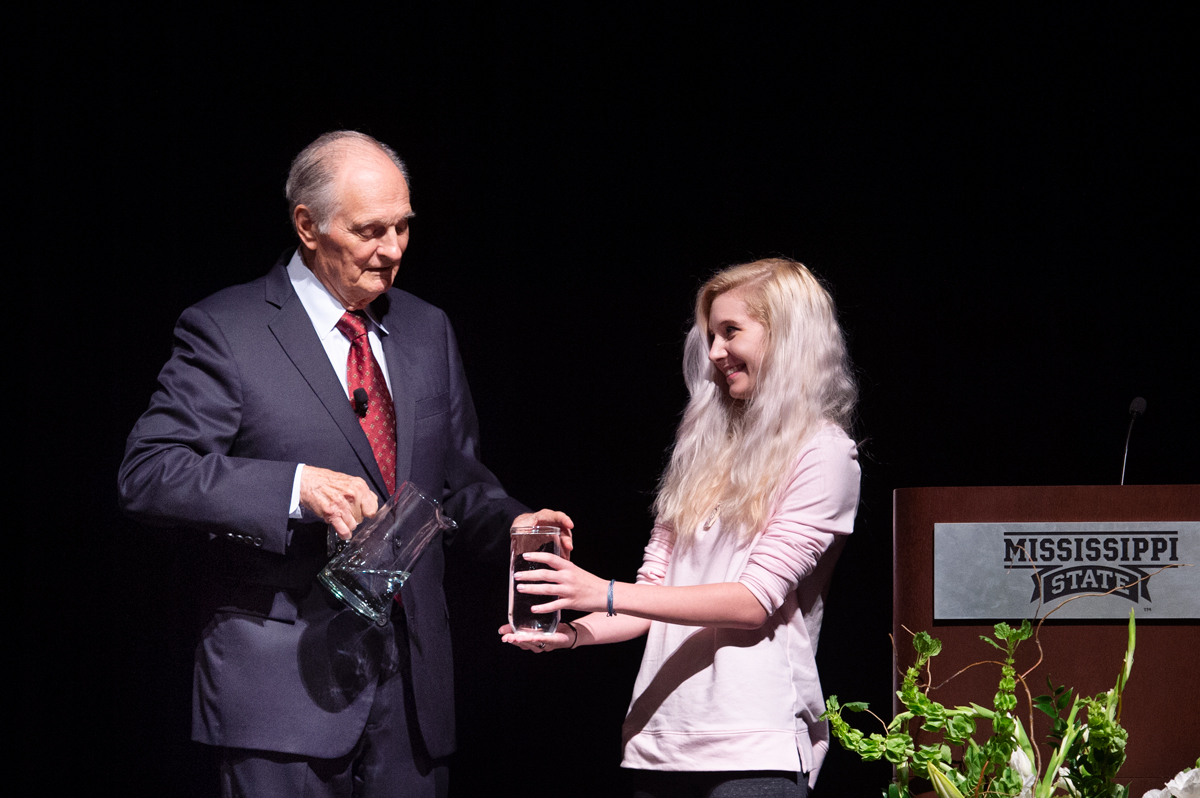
top-left (499, 623), bottom-right (576, 652)
top-left (513, 552), bottom-right (610, 614)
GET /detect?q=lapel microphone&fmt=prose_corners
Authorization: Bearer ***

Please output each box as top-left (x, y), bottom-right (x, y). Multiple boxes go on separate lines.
top-left (353, 388), bottom-right (369, 418)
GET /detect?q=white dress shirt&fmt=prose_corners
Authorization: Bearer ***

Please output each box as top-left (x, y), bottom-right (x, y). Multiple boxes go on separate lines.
top-left (285, 249), bottom-right (394, 516)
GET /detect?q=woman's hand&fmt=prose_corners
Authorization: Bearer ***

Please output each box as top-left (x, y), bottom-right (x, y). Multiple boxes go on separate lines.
top-left (513, 552), bottom-right (609, 614)
top-left (498, 623), bottom-right (575, 652)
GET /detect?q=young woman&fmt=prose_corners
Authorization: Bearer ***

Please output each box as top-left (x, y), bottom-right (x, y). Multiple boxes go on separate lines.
top-left (502, 258), bottom-right (860, 798)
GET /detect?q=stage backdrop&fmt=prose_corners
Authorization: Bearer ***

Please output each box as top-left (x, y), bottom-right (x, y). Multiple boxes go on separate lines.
top-left (40, 5), bottom-right (1198, 797)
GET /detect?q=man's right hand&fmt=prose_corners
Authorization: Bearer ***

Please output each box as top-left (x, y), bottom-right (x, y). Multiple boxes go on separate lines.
top-left (299, 466), bottom-right (379, 540)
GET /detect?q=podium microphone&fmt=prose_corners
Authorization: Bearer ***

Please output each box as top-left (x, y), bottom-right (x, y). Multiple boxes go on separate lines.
top-left (1120, 396), bottom-right (1146, 485)
top-left (353, 388), bottom-right (369, 418)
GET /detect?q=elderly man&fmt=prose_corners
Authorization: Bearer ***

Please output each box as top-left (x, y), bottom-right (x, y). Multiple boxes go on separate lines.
top-left (119, 130), bottom-right (569, 796)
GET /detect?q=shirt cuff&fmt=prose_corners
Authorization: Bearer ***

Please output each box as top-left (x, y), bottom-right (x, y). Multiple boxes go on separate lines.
top-left (289, 463), bottom-right (305, 519)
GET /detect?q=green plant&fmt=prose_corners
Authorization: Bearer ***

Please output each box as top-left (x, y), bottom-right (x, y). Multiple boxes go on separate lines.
top-left (821, 611), bottom-right (1137, 798)
top-left (1029, 614), bottom-right (1136, 798)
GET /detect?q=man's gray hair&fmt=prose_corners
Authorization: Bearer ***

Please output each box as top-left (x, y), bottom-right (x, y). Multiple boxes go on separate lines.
top-left (285, 131), bottom-right (409, 234)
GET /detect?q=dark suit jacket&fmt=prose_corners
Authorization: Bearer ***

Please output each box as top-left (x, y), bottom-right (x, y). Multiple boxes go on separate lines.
top-left (119, 252), bottom-right (525, 759)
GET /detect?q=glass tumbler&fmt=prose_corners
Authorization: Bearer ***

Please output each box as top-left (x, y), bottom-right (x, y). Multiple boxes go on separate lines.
top-left (508, 526), bottom-right (562, 635)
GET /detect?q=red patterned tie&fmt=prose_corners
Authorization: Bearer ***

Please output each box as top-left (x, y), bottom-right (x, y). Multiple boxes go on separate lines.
top-left (336, 312), bottom-right (397, 496)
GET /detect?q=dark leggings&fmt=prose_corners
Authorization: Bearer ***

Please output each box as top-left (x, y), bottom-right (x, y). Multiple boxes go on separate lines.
top-left (627, 769), bottom-right (808, 798)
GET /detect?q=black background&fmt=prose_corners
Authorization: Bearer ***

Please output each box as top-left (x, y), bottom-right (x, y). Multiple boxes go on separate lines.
top-left (41, 4), bottom-right (1196, 796)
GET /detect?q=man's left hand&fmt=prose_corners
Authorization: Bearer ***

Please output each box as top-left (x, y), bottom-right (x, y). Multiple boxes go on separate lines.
top-left (511, 509), bottom-right (575, 556)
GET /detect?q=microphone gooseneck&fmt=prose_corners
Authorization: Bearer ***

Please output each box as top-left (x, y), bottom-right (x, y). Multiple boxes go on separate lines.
top-left (1120, 396), bottom-right (1146, 485)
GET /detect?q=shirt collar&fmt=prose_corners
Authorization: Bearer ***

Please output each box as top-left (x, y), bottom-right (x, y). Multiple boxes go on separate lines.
top-left (286, 249), bottom-right (390, 340)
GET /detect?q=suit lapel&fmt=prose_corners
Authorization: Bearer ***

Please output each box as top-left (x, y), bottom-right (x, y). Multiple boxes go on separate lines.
top-left (264, 261), bottom-right (390, 497)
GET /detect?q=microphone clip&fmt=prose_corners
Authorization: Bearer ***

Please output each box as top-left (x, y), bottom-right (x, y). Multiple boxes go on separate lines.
top-left (353, 388), bottom-right (369, 418)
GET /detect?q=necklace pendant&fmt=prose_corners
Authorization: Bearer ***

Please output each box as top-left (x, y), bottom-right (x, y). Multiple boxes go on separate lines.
top-left (703, 503), bottom-right (721, 530)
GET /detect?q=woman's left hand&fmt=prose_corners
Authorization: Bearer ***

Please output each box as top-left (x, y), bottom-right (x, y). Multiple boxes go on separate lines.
top-left (499, 623), bottom-right (574, 652)
top-left (514, 552), bottom-right (609, 614)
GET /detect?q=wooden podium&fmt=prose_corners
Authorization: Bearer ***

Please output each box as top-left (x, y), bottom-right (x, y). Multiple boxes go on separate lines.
top-left (893, 485), bottom-right (1199, 796)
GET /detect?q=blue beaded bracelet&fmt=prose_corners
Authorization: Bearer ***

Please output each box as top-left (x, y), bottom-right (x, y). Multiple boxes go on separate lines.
top-left (607, 579), bottom-right (616, 616)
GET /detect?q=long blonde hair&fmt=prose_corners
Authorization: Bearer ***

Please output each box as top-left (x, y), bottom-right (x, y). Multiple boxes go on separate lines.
top-left (653, 258), bottom-right (857, 542)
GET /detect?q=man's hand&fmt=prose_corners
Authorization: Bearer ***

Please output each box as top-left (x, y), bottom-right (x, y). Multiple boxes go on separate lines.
top-left (300, 466), bottom-right (380, 540)
top-left (512, 509), bottom-right (575, 556)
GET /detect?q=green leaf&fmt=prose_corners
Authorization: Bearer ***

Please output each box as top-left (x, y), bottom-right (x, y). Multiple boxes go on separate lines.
top-left (978, 635), bottom-right (1003, 651)
top-left (883, 732), bottom-right (915, 764)
top-left (913, 632), bottom-right (942, 657)
top-left (946, 714), bottom-right (976, 741)
top-left (1117, 608), bottom-right (1136, 696)
top-left (968, 702), bottom-right (996, 719)
top-left (1033, 697), bottom-right (1057, 718)
top-left (845, 701), bottom-right (870, 713)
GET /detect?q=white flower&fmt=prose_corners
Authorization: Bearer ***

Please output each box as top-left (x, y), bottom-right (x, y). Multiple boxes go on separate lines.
top-left (1142, 767), bottom-right (1200, 798)
top-left (1165, 768), bottom-right (1199, 798)
top-left (1009, 747), bottom-right (1035, 798)
top-left (1058, 766), bottom-right (1079, 797)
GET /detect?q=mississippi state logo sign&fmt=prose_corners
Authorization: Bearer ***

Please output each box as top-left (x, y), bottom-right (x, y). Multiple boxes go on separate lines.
top-left (933, 522), bottom-right (1198, 620)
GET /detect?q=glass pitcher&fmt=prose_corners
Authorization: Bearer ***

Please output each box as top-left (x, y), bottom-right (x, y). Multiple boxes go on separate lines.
top-left (319, 481), bottom-right (457, 627)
